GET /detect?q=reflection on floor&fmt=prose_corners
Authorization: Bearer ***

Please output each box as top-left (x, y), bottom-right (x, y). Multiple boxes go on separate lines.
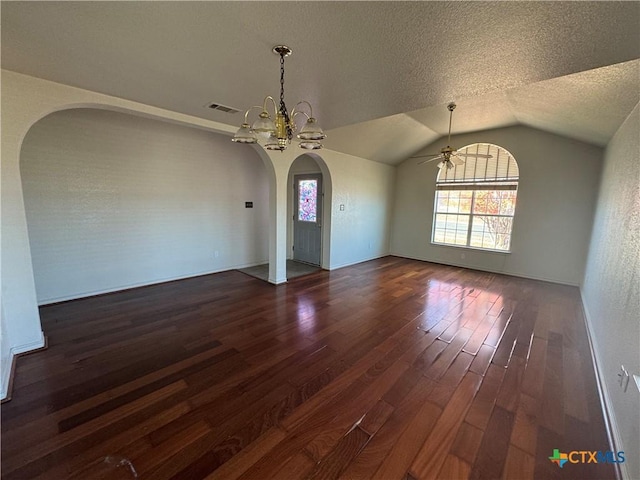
top-left (1, 257), bottom-right (615, 479)
top-left (238, 259), bottom-right (321, 282)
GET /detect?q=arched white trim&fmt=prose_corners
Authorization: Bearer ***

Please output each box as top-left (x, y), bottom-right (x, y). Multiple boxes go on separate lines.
top-left (287, 153), bottom-right (334, 271)
top-left (0, 71), bottom-right (284, 375)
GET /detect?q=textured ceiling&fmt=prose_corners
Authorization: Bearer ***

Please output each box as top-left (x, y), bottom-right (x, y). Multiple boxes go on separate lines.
top-left (2, 1), bottom-right (639, 165)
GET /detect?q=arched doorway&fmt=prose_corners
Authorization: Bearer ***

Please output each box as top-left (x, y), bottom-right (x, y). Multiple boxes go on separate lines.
top-left (20, 107), bottom-right (270, 304)
top-left (287, 153), bottom-right (332, 279)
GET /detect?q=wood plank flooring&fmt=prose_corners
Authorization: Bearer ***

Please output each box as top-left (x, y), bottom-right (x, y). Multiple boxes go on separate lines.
top-left (1, 257), bottom-right (615, 479)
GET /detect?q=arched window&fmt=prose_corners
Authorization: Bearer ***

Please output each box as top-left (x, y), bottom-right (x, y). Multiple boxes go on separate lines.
top-left (432, 143), bottom-right (519, 252)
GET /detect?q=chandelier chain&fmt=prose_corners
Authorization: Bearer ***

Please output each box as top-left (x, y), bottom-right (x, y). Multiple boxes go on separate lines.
top-left (279, 53), bottom-right (293, 141)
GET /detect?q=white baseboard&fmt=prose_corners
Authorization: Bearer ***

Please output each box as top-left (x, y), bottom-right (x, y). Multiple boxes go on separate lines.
top-left (1, 331), bottom-right (46, 401)
top-left (579, 291), bottom-right (628, 480)
top-left (37, 261), bottom-right (269, 306)
top-left (328, 253), bottom-right (390, 271)
top-left (0, 356), bottom-right (11, 401)
top-left (390, 253), bottom-right (580, 286)
top-left (11, 331), bottom-right (46, 355)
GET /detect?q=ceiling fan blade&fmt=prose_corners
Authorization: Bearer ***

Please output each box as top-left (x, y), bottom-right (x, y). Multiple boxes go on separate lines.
top-left (417, 155), bottom-right (444, 165)
top-left (410, 153), bottom-right (442, 159)
top-left (451, 155), bottom-right (465, 166)
top-left (454, 152), bottom-right (493, 159)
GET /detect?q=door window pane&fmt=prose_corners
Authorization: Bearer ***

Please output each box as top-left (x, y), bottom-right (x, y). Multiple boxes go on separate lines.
top-left (298, 179), bottom-right (318, 222)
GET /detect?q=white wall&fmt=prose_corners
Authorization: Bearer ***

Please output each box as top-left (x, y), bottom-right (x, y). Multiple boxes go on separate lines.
top-left (582, 104), bottom-right (639, 480)
top-left (21, 108), bottom-right (269, 304)
top-left (391, 125), bottom-right (603, 285)
top-left (325, 151), bottom-right (396, 269)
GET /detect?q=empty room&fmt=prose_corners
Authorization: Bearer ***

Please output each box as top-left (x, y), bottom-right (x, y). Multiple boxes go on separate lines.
top-left (1, 2), bottom-right (638, 479)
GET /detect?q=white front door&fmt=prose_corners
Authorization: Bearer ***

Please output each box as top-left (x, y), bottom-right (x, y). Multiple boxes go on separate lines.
top-left (293, 174), bottom-right (322, 266)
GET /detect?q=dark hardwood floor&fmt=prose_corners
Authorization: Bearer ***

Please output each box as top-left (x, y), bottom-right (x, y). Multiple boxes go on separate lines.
top-left (1, 257), bottom-right (615, 479)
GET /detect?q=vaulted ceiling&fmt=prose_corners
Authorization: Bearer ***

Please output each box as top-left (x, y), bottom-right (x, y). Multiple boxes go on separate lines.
top-left (2, 1), bottom-right (639, 165)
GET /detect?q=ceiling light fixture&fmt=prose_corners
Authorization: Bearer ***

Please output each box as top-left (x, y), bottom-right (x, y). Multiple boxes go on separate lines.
top-left (411, 103), bottom-right (492, 169)
top-left (232, 45), bottom-right (326, 151)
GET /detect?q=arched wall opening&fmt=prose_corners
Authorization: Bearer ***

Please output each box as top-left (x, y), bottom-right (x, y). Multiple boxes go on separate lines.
top-left (0, 71), bottom-right (285, 398)
top-left (287, 153), bottom-right (333, 271)
top-left (20, 107), bottom-right (271, 304)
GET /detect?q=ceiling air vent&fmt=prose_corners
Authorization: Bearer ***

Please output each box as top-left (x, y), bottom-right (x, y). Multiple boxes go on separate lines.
top-left (205, 102), bottom-right (240, 114)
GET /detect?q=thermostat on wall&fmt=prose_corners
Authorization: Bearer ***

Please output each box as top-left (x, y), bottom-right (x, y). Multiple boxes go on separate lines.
top-left (245, 202), bottom-right (253, 208)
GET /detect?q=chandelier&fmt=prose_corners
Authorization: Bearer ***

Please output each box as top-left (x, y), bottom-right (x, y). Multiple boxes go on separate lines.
top-left (232, 45), bottom-right (326, 151)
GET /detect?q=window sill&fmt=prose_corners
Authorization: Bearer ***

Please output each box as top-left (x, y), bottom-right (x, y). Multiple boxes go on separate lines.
top-left (430, 242), bottom-right (511, 254)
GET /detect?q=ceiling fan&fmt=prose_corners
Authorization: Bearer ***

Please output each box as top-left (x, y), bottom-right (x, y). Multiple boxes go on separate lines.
top-left (411, 103), bottom-right (492, 170)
